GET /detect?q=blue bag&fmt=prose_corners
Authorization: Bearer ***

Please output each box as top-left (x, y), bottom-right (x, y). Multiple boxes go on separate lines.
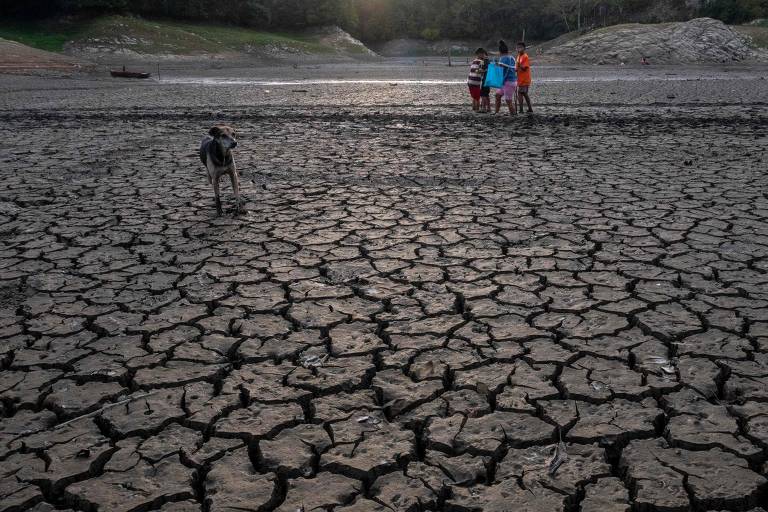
top-left (483, 61), bottom-right (505, 89)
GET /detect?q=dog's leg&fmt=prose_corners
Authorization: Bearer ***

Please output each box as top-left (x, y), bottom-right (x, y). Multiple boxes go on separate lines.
top-left (205, 156), bottom-right (214, 185)
top-left (213, 175), bottom-right (223, 216)
top-left (230, 165), bottom-right (242, 214)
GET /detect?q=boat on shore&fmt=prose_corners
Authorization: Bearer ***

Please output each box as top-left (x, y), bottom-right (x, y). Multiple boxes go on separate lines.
top-left (110, 66), bottom-right (151, 79)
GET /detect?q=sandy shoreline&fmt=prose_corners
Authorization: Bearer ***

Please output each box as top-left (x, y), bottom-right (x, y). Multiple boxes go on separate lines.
top-left (2, 63), bottom-right (768, 112)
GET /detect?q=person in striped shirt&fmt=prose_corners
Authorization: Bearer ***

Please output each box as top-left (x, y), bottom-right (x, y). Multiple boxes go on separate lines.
top-left (468, 48), bottom-right (487, 112)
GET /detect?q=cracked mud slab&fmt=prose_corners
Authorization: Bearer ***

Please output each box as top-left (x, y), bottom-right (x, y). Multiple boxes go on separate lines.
top-left (1, 67), bottom-right (768, 512)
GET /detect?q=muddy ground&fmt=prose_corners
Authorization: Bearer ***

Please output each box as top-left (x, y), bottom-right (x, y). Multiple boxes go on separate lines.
top-left (1, 62), bottom-right (768, 512)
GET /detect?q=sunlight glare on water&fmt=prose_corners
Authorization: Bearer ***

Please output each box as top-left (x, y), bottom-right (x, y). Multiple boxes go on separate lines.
top-left (158, 75), bottom-right (726, 86)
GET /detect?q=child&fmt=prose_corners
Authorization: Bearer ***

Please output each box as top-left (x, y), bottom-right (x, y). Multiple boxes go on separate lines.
top-left (494, 40), bottom-right (517, 115)
top-left (480, 51), bottom-right (491, 113)
top-left (467, 48), bottom-right (486, 112)
top-left (516, 42), bottom-right (533, 113)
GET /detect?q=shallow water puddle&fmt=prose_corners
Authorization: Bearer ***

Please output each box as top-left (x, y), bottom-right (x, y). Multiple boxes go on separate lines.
top-left (158, 73), bottom-right (752, 86)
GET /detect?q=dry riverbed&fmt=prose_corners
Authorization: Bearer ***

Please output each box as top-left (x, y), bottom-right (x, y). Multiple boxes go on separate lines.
top-left (1, 62), bottom-right (768, 512)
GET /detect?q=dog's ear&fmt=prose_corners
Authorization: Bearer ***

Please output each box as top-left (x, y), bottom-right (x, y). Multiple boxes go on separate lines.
top-left (209, 126), bottom-right (222, 138)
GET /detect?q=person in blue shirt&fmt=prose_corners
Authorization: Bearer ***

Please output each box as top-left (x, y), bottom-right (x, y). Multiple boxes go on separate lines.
top-left (494, 40), bottom-right (518, 115)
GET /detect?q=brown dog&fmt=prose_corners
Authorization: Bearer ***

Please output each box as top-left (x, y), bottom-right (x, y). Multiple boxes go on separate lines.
top-left (200, 125), bottom-right (241, 215)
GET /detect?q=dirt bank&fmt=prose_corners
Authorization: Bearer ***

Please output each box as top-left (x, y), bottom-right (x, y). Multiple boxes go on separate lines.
top-left (58, 16), bottom-right (377, 63)
top-left (0, 37), bottom-right (90, 73)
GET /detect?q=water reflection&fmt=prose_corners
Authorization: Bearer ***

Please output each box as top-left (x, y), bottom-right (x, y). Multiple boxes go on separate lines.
top-left (158, 75), bottom-right (725, 86)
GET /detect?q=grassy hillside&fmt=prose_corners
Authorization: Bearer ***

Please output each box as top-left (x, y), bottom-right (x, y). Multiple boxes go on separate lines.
top-left (0, 23), bottom-right (76, 52)
top-left (0, 15), bottom-right (368, 56)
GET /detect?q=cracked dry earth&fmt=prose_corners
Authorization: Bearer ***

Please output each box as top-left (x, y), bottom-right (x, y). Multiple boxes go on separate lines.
top-left (1, 92), bottom-right (768, 512)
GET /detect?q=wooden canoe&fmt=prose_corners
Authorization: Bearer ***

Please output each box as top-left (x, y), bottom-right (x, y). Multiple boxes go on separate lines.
top-left (110, 70), bottom-right (151, 79)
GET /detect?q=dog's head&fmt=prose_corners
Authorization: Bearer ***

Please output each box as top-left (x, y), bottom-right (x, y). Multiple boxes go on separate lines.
top-left (209, 125), bottom-right (238, 151)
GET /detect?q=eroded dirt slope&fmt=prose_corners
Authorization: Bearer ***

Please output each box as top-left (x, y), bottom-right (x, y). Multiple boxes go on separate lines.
top-left (0, 37), bottom-right (89, 72)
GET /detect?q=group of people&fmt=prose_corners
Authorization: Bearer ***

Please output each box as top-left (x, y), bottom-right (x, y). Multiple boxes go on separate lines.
top-left (468, 40), bottom-right (533, 115)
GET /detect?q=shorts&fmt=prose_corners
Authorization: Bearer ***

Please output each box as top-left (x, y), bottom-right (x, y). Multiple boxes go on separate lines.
top-left (496, 81), bottom-right (517, 101)
top-left (517, 85), bottom-right (530, 93)
top-left (480, 87), bottom-right (491, 98)
top-left (468, 85), bottom-right (481, 101)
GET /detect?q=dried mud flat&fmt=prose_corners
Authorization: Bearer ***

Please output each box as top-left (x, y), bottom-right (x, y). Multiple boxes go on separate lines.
top-left (1, 65), bottom-right (768, 512)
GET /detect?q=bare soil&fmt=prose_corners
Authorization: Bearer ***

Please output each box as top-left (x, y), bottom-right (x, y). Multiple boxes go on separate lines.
top-left (0, 37), bottom-right (90, 73)
top-left (1, 62), bottom-right (767, 512)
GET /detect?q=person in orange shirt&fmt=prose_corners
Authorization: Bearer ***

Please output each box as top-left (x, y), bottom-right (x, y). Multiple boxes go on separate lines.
top-left (516, 42), bottom-right (533, 113)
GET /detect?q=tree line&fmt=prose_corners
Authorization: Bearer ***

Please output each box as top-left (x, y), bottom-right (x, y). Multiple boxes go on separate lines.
top-left (3, 0), bottom-right (767, 42)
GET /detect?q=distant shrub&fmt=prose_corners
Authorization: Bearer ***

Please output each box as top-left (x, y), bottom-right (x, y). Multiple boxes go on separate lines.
top-left (702, 0), bottom-right (768, 24)
top-left (421, 27), bottom-right (440, 41)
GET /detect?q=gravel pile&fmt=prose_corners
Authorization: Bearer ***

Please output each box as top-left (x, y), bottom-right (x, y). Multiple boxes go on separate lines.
top-left (545, 17), bottom-right (766, 64)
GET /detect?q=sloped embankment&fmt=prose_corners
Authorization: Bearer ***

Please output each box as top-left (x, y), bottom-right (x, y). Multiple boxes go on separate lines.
top-left (0, 37), bottom-right (88, 72)
top-left (59, 16), bottom-right (376, 60)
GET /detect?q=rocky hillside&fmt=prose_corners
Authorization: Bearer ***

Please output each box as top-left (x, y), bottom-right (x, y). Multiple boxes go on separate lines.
top-left (544, 18), bottom-right (767, 64)
top-left (65, 18), bottom-right (376, 60)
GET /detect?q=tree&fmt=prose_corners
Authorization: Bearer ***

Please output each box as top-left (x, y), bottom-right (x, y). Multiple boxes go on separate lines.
top-left (3, 0), bottom-right (765, 42)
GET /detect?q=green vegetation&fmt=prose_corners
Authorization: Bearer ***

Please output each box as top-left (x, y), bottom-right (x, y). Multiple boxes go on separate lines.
top-left (0, 15), bottom-right (349, 55)
top-left (0, 23), bottom-right (76, 52)
top-left (2, 0), bottom-right (768, 48)
top-left (1, 0), bottom-right (357, 32)
top-left (701, 0), bottom-right (768, 24)
top-left (82, 16), bottom-right (331, 55)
